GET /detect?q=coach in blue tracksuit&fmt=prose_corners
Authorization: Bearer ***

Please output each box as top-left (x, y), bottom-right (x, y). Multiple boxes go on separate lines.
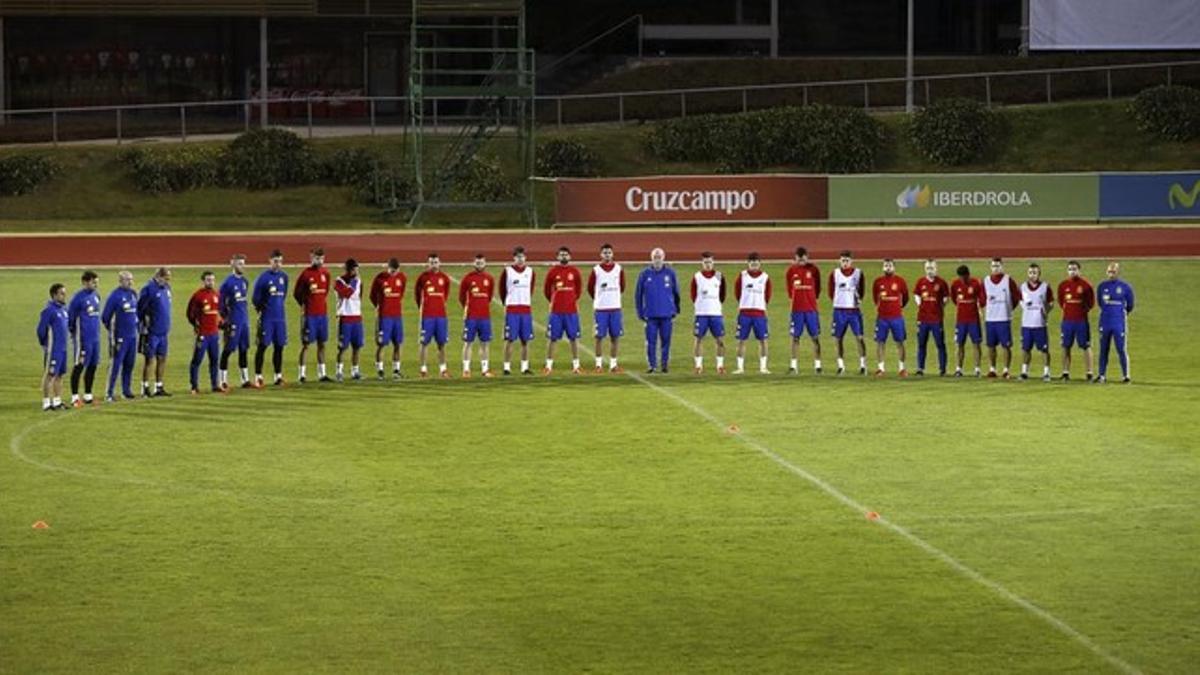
top-left (67, 270), bottom-right (103, 406)
top-left (1095, 261), bottom-right (1135, 383)
top-left (635, 247), bottom-right (681, 374)
top-left (253, 249), bottom-right (290, 387)
top-left (138, 267), bottom-right (173, 397)
top-left (103, 271), bottom-right (140, 401)
top-left (37, 283), bottom-right (70, 411)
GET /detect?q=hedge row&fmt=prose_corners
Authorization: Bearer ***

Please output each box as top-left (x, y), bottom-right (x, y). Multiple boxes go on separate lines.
top-left (644, 105), bottom-right (887, 173)
top-left (0, 154), bottom-right (60, 196)
top-left (120, 128), bottom-right (531, 204)
top-left (1129, 85), bottom-right (1200, 142)
top-left (908, 98), bottom-right (1007, 166)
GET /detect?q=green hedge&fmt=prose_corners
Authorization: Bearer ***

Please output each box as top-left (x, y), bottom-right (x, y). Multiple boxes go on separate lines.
top-left (535, 138), bottom-right (601, 177)
top-left (908, 98), bottom-right (1007, 166)
top-left (224, 128), bottom-right (319, 189)
top-left (0, 154), bottom-right (60, 196)
top-left (1129, 85), bottom-right (1200, 142)
top-left (450, 155), bottom-right (516, 202)
top-left (644, 105), bottom-right (886, 173)
top-left (121, 146), bottom-right (225, 194)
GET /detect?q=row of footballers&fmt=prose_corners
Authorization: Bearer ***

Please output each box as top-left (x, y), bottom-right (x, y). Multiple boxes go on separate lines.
top-left (34, 245), bottom-right (1135, 410)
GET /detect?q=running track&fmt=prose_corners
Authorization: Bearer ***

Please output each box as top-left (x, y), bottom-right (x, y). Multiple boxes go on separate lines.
top-left (1, 226), bottom-right (1197, 266)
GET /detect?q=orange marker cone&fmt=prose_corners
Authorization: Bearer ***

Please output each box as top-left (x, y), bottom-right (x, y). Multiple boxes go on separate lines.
top-left (865, 511), bottom-right (880, 521)
top-left (31, 520), bottom-right (50, 529)
top-left (727, 424), bottom-right (740, 434)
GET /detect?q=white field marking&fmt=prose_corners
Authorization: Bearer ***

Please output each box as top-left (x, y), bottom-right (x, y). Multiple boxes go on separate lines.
top-left (8, 409), bottom-right (338, 506)
top-left (901, 503), bottom-right (1191, 524)
top-left (464, 275), bottom-right (1142, 675)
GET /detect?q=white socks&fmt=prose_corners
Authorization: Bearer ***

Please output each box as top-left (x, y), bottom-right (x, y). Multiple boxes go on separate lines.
top-left (759, 356), bottom-right (768, 372)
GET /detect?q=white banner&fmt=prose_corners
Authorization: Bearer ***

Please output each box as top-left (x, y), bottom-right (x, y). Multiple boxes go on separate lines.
top-left (1031, 0), bottom-right (1200, 50)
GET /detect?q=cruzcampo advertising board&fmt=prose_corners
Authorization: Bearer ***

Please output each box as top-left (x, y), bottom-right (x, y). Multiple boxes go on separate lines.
top-left (828, 174), bottom-right (1100, 221)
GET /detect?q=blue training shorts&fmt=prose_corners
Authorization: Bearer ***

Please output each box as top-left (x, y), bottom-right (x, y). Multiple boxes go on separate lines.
top-left (985, 321), bottom-right (1012, 348)
top-left (694, 315), bottom-right (725, 338)
top-left (594, 310), bottom-right (624, 339)
top-left (547, 313), bottom-right (581, 341)
top-left (832, 309), bottom-right (864, 338)
top-left (737, 314), bottom-right (768, 341)
top-left (790, 311), bottom-right (820, 338)
top-left (1060, 320), bottom-right (1090, 349)
top-left (505, 313), bottom-right (534, 342)
top-left (463, 318), bottom-right (493, 343)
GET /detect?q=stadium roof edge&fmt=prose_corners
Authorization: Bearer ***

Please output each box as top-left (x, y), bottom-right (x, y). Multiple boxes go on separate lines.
top-left (0, 0), bottom-right (523, 17)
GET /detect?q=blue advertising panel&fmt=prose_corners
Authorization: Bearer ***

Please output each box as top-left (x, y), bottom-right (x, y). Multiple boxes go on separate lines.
top-left (1100, 172), bottom-right (1200, 219)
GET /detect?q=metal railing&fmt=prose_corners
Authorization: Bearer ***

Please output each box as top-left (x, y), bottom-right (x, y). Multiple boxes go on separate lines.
top-left (2, 58), bottom-right (1199, 145)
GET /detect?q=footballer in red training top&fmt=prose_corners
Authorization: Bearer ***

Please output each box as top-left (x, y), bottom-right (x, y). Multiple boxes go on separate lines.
top-left (543, 246), bottom-right (584, 373)
top-left (1056, 260), bottom-right (1095, 381)
top-left (293, 247), bottom-right (332, 382)
top-left (186, 270), bottom-right (222, 393)
top-left (913, 259), bottom-right (950, 376)
top-left (458, 253), bottom-right (496, 377)
top-left (785, 246), bottom-right (822, 374)
top-left (950, 264), bottom-right (986, 376)
top-left (414, 253), bottom-right (452, 377)
top-left (871, 258), bottom-right (909, 376)
top-left (370, 258), bottom-right (406, 379)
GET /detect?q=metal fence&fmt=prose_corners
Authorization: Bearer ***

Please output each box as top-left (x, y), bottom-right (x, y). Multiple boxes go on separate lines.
top-left (2, 58), bottom-right (1199, 145)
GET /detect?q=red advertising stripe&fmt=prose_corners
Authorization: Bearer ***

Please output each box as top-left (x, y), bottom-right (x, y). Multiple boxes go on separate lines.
top-left (555, 175), bottom-right (829, 225)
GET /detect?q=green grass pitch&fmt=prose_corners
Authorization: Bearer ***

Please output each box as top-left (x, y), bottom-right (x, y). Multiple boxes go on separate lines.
top-left (1, 259), bottom-right (1197, 672)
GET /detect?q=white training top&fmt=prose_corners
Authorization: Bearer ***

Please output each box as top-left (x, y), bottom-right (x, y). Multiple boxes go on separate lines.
top-left (693, 270), bottom-right (723, 317)
top-left (336, 276), bottom-right (361, 317)
top-left (1020, 281), bottom-right (1050, 328)
top-left (831, 267), bottom-right (862, 310)
top-left (984, 274), bottom-right (1014, 322)
top-left (592, 263), bottom-right (622, 311)
top-left (738, 270), bottom-right (769, 312)
top-left (504, 265), bottom-right (533, 308)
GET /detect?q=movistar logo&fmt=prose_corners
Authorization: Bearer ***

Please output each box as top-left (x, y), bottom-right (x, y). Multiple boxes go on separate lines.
top-left (1168, 180), bottom-right (1200, 210)
top-left (897, 185), bottom-right (932, 210)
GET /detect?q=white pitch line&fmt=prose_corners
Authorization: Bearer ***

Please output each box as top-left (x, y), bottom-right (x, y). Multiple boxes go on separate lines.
top-left (9, 409), bottom-right (338, 506)
top-left (901, 503), bottom-right (1191, 524)
top-left (471, 274), bottom-right (1140, 675)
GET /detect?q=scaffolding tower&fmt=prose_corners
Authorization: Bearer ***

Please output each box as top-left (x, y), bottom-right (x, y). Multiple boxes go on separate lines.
top-left (406, 0), bottom-right (535, 226)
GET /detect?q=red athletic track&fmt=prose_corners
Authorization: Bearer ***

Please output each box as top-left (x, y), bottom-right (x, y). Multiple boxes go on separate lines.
top-left (1, 227), bottom-right (1196, 266)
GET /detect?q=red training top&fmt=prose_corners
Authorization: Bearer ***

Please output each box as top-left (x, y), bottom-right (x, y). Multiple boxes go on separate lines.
top-left (414, 269), bottom-right (452, 319)
top-left (459, 270), bottom-right (495, 320)
top-left (950, 277), bottom-right (985, 324)
top-left (786, 263), bottom-right (821, 312)
top-left (1057, 277), bottom-right (1095, 322)
top-left (914, 276), bottom-right (950, 323)
top-left (187, 288), bottom-right (221, 336)
top-left (544, 264), bottom-right (583, 314)
top-left (872, 274), bottom-right (909, 320)
top-left (370, 270), bottom-right (406, 318)
top-left (293, 265), bottom-right (331, 317)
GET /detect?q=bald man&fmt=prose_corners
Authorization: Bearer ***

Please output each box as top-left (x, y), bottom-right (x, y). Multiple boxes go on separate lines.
top-left (635, 247), bottom-right (681, 374)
